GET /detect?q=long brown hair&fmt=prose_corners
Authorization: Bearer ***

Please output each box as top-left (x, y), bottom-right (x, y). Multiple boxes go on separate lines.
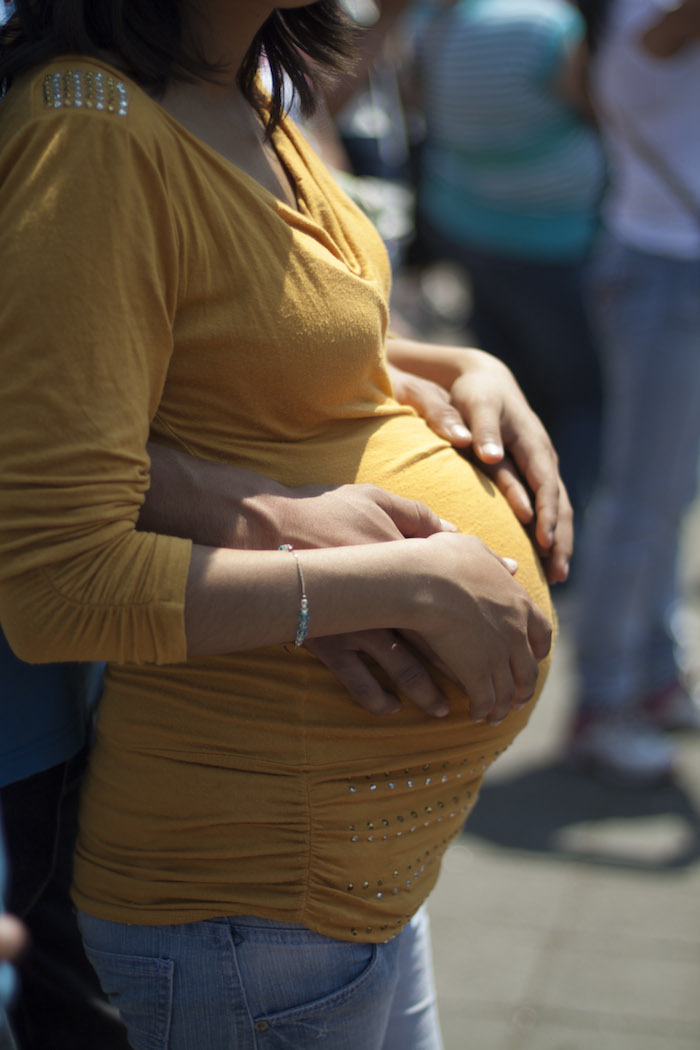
top-left (0, 0), bottom-right (359, 132)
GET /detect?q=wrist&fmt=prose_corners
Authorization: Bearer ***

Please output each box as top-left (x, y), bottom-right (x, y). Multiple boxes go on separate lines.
top-left (379, 537), bottom-right (447, 633)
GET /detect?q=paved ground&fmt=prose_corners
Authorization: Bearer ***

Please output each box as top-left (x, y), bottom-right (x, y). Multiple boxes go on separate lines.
top-left (428, 505), bottom-right (700, 1050)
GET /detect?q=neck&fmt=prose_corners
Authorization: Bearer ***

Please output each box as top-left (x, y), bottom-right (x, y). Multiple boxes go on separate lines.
top-left (183, 0), bottom-right (275, 92)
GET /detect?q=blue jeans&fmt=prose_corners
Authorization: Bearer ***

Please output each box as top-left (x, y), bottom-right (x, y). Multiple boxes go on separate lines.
top-left (575, 234), bottom-right (700, 710)
top-left (78, 907), bottom-right (444, 1050)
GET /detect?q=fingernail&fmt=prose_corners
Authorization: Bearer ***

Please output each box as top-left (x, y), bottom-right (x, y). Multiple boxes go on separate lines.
top-left (503, 557), bottom-right (518, 573)
top-left (451, 424), bottom-right (471, 441)
top-left (479, 442), bottom-right (502, 458)
top-left (439, 518), bottom-right (458, 532)
top-left (433, 702), bottom-right (450, 718)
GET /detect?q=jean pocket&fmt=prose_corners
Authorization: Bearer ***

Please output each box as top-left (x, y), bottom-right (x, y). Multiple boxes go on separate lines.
top-left (83, 944), bottom-right (174, 1050)
top-left (237, 933), bottom-right (398, 1047)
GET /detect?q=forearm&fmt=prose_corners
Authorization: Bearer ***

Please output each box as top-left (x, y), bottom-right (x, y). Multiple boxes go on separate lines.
top-left (184, 534), bottom-right (553, 728)
top-left (641, 1), bottom-right (700, 58)
top-left (184, 541), bottom-right (422, 657)
top-left (141, 443), bottom-right (290, 550)
top-left (142, 442), bottom-right (452, 553)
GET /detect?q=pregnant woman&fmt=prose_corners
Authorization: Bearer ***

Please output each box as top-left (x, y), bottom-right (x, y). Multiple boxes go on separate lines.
top-left (0, 2), bottom-right (569, 1048)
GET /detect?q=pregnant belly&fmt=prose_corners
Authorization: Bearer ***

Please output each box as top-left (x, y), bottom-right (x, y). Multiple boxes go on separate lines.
top-left (105, 410), bottom-right (554, 764)
top-left (84, 411), bottom-right (554, 937)
top-left (302, 410), bottom-right (555, 747)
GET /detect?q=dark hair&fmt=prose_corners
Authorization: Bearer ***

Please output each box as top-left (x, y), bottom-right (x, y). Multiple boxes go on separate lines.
top-left (0, 0), bottom-right (359, 133)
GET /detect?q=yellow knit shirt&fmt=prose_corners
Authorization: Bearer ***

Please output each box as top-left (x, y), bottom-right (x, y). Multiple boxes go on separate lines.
top-left (0, 59), bottom-right (553, 942)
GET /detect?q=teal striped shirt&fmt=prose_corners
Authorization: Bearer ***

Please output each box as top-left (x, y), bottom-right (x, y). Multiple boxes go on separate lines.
top-left (414, 0), bottom-right (605, 259)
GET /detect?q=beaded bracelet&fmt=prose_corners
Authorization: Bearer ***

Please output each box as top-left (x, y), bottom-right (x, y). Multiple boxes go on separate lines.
top-left (278, 544), bottom-right (310, 647)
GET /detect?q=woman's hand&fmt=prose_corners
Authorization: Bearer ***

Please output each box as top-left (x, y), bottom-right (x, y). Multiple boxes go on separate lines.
top-left (387, 345), bottom-right (573, 584)
top-left (304, 533), bottom-right (552, 726)
top-left (186, 533), bottom-right (552, 726)
top-left (404, 533), bottom-right (553, 724)
top-left (449, 354), bottom-right (572, 584)
top-left (143, 446), bottom-right (459, 714)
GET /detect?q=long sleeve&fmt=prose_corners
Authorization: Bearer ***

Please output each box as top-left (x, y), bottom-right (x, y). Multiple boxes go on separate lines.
top-left (0, 68), bottom-right (192, 664)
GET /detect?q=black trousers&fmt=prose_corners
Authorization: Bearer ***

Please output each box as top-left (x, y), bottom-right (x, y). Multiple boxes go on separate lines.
top-left (1, 750), bottom-right (129, 1050)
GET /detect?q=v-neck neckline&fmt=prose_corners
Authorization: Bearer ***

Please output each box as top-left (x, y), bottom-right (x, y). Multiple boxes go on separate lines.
top-left (48, 57), bottom-right (373, 279)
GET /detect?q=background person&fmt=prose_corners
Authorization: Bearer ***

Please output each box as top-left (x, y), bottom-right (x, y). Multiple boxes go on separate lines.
top-left (411, 0), bottom-right (605, 529)
top-left (567, 0), bottom-right (700, 784)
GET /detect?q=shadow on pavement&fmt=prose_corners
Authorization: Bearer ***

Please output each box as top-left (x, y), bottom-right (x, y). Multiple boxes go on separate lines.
top-left (463, 762), bottom-right (700, 871)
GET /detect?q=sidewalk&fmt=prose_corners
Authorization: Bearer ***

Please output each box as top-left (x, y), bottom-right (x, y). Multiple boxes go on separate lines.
top-left (428, 506), bottom-right (700, 1049)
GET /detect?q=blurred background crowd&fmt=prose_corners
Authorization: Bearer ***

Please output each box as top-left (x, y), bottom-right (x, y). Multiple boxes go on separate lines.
top-left (296, 0), bottom-right (700, 790)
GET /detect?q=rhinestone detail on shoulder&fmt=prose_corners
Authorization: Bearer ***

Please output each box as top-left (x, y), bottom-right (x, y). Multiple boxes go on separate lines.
top-left (42, 70), bottom-right (128, 116)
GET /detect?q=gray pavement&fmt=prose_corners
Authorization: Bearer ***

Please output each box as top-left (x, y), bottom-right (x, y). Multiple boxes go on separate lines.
top-left (428, 504), bottom-right (700, 1049)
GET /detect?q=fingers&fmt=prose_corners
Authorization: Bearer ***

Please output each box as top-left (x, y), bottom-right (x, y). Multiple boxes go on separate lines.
top-left (530, 464), bottom-right (561, 552)
top-left (482, 542), bottom-right (519, 576)
top-left (467, 627), bottom-right (545, 727)
top-left (528, 602), bottom-right (554, 662)
top-left (419, 396), bottom-right (473, 448)
top-left (398, 630), bottom-right (462, 687)
top-left (362, 631), bottom-right (450, 717)
top-left (390, 367), bottom-right (472, 448)
top-left (454, 380), bottom-right (571, 573)
top-left (477, 455), bottom-right (534, 525)
top-left (305, 631), bottom-right (450, 717)
top-left (305, 635), bottom-right (401, 715)
top-left (461, 398), bottom-right (504, 464)
top-left (465, 672), bottom-right (498, 725)
top-left (495, 432), bottom-right (573, 584)
top-left (376, 488), bottom-right (457, 539)
top-left (539, 480), bottom-right (574, 584)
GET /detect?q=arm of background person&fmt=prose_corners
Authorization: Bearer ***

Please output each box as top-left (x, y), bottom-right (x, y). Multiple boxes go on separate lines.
top-left (385, 338), bottom-right (573, 583)
top-left (640, 0), bottom-right (700, 57)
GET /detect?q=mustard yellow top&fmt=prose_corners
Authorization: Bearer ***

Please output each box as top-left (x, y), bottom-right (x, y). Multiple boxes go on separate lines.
top-left (0, 59), bottom-right (553, 942)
